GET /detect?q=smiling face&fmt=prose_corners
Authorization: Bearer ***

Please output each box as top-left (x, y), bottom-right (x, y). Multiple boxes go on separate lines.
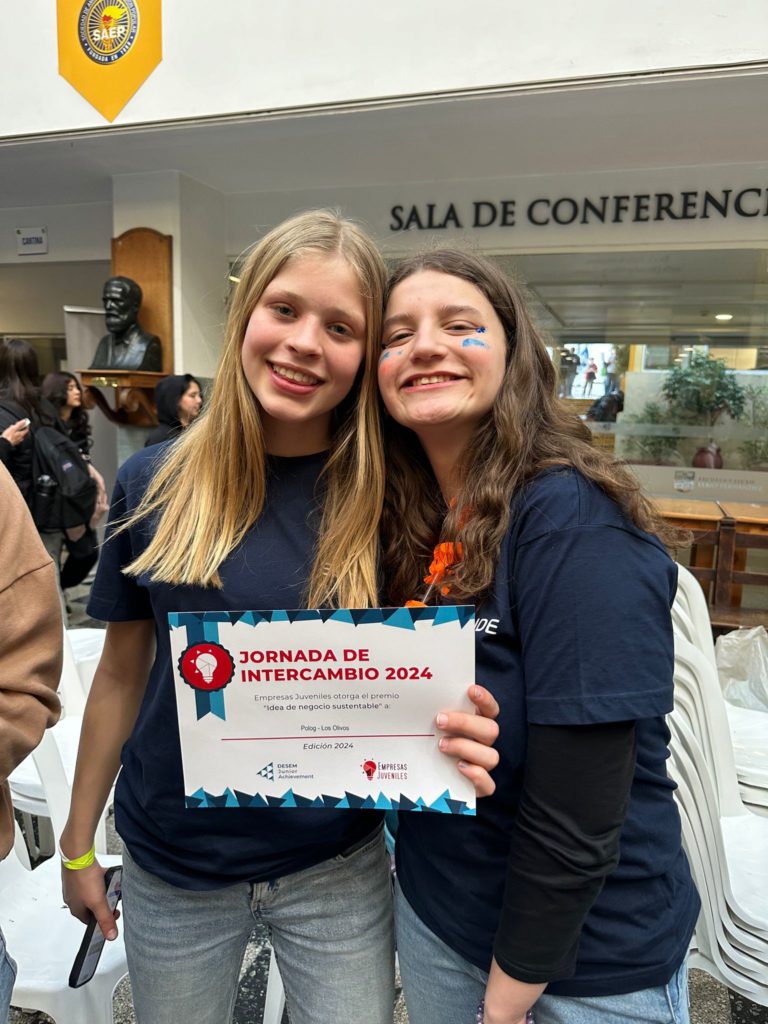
top-left (240, 254), bottom-right (367, 455)
top-left (378, 270), bottom-right (507, 449)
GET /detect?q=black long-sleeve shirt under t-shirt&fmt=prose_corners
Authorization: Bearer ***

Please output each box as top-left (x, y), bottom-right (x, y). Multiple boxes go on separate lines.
top-left (492, 720), bottom-right (637, 982)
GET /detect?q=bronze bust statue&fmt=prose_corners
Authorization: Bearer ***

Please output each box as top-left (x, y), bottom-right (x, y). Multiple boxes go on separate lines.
top-left (90, 276), bottom-right (163, 372)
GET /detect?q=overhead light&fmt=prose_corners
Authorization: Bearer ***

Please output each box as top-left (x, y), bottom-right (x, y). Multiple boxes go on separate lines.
top-left (715, 313), bottom-right (733, 321)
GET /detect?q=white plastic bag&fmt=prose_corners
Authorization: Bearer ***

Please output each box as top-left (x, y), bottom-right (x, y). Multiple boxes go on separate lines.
top-left (715, 625), bottom-right (768, 712)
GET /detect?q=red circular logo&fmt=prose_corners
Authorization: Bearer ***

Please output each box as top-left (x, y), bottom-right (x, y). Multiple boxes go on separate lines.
top-left (178, 642), bottom-right (235, 692)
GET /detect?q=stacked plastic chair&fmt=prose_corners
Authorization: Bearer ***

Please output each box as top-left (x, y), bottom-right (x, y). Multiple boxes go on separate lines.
top-left (673, 567), bottom-right (768, 814)
top-left (723, 701), bottom-right (768, 817)
top-left (670, 565), bottom-right (768, 1005)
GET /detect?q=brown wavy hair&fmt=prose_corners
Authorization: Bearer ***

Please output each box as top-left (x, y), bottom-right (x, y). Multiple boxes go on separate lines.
top-left (380, 249), bottom-right (683, 605)
top-left (122, 210), bottom-right (386, 608)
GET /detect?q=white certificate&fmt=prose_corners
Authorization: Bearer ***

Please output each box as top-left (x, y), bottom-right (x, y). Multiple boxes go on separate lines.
top-left (169, 606), bottom-right (476, 815)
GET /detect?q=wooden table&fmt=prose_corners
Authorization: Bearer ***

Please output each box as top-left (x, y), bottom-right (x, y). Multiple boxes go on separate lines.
top-left (714, 502), bottom-right (768, 610)
top-left (717, 501), bottom-right (768, 528)
top-left (651, 498), bottom-right (723, 531)
top-left (650, 498), bottom-right (724, 598)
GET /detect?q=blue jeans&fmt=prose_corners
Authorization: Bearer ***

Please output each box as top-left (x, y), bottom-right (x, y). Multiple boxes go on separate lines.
top-left (122, 829), bottom-right (394, 1024)
top-left (395, 881), bottom-right (690, 1024)
top-left (0, 926), bottom-right (15, 1024)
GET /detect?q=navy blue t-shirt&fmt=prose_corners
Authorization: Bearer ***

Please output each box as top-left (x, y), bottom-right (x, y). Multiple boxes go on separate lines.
top-left (88, 446), bottom-right (380, 889)
top-left (396, 469), bottom-right (700, 997)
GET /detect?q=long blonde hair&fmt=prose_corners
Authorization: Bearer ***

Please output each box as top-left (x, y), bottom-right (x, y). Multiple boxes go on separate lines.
top-left (124, 210), bottom-right (386, 608)
top-left (381, 249), bottom-right (683, 604)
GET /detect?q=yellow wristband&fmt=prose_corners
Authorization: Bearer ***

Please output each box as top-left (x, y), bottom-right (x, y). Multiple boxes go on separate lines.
top-left (60, 844), bottom-right (96, 870)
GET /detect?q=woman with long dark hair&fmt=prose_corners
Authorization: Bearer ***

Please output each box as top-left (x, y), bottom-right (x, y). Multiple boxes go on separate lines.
top-left (378, 250), bottom-right (698, 1024)
top-left (0, 339), bottom-right (56, 497)
top-left (42, 371), bottom-right (93, 458)
top-left (0, 340), bottom-right (72, 586)
top-left (41, 370), bottom-right (108, 589)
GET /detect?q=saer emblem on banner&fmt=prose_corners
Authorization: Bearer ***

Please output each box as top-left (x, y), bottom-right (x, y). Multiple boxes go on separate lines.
top-left (57, 0), bottom-right (162, 121)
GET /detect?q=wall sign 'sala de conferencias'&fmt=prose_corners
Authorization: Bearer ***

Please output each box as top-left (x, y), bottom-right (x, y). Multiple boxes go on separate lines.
top-left (389, 186), bottom-right (768, 232)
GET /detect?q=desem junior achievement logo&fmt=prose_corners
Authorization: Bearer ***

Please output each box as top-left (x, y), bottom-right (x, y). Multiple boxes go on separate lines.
top-left (79, 0), bottom-right (139, 64)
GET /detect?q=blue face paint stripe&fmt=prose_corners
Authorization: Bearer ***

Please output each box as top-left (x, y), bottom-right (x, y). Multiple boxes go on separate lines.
top-left (476, 326), bottom-right (487, 333)
top-left (462, 337), bottom-right (490, 348)
top-left (379, 351), bottom-right (391, 360)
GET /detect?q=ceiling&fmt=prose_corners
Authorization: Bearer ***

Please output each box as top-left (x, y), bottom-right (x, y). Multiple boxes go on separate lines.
top-left (495, 249), bottom-right (768, 342)
top-left (1, 70), bottom-right (767, 207)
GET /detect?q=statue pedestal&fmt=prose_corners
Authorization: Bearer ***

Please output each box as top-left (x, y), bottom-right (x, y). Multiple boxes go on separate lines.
top-left (79, 370), bottom-right (163, 428)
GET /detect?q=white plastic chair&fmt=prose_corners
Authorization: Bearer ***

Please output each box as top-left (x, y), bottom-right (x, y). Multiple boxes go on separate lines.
top-left (263, 947), bottom-right (286, 1024)
top-left (59, 628), bottom-right (89, 718)
top-left (674, 564), bottom-right (717, 667)
top-left (2, 730), bottom-right (127, 1024)
top-left (67, 627), bottom-right (106, 695)
top-left (9, 715), bottom-right (109, 858)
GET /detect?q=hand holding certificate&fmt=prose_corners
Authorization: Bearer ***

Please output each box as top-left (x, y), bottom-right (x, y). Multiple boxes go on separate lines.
top-left (170, 605), bottom-right (477, 814)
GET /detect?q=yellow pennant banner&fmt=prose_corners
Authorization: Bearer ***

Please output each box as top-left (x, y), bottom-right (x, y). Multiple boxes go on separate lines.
top-left (57, 0), bottom-right (162, 122)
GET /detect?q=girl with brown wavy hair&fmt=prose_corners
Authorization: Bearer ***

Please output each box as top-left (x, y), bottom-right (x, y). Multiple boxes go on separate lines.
top-left (378, 250), bottom-right (698, 1024)
top-left (59, 214), bottom-right (498, 1024)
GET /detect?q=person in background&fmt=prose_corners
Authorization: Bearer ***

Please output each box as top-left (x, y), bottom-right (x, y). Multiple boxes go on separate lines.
top-left (41, 372), bottom-right (91, 455)
top-left (0, 461), bottom-right (62, 1024)
top-left (41, 371), bottom-right (109, 591)
top-left (603, 347), bottom-right (619, 395)
top-left (378, 250), bottom-right (698, 1024)
top-left (144, 374), bottom-right (203, 447)
top-left (0, 340), bottom-right (68, 575)
top-left (583, 358), bottom-right (598, 396)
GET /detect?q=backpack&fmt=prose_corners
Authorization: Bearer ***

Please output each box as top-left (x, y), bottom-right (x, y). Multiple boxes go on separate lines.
top-left (0, 401), bottom-right (97, 531)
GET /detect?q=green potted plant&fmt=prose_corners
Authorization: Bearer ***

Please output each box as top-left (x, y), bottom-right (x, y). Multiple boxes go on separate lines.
top-left (624, 401), bottom-right (682, 465)
top-left (661, 352), bottom-right (746, 468)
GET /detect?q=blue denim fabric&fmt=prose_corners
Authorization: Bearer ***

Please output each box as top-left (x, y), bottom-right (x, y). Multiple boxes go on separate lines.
top-left (395, 880), bottom-right (690, 1024)
top-left (122, 829), bottom-right (394, 1024)
top-left (0, 926), bottom-right (16, 1024)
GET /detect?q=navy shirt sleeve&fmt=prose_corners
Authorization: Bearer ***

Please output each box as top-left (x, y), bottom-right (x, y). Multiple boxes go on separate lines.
top-left (87, 466), bottom-right (153, 622)
top-left (510, 473), bottom-right (677, 725)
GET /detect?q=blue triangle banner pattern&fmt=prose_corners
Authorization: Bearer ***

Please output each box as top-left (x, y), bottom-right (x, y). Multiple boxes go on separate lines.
top-left (184, 786), bottom-right (473, 814)
top-left (169, 606), bottom-right (474, 631)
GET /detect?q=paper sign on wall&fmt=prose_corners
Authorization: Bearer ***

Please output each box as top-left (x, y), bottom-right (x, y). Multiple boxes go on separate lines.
top-left (16, 227), bottom-right (48, 255)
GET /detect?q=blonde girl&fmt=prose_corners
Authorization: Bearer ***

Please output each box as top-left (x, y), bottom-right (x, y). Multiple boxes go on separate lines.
top-left (61, 214), bottom-right (498, 1024)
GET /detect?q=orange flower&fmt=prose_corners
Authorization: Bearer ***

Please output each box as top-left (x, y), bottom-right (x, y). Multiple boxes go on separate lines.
top-left (424, 541), bottom-right (463, 586)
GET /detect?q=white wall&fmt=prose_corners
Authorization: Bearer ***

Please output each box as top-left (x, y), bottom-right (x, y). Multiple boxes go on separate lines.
top-left (176, 175), bottom-right (227, 378)
top-left (113, 170), bottom-right (228, 374)
top-left (2, 1), bottom-right (767, 136)
top-left (0, 203), bottom-right (112, 264)
top-left (0, 261), bottom-right (111, 334)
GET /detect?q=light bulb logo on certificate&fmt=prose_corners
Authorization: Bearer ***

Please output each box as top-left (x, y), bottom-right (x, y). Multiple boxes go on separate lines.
top-left (169, 605), bottom-right (476, 814)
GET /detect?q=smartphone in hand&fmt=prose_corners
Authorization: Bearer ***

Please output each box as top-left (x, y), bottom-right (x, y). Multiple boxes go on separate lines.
top-left (68, 865), bottom-right (122, 988)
